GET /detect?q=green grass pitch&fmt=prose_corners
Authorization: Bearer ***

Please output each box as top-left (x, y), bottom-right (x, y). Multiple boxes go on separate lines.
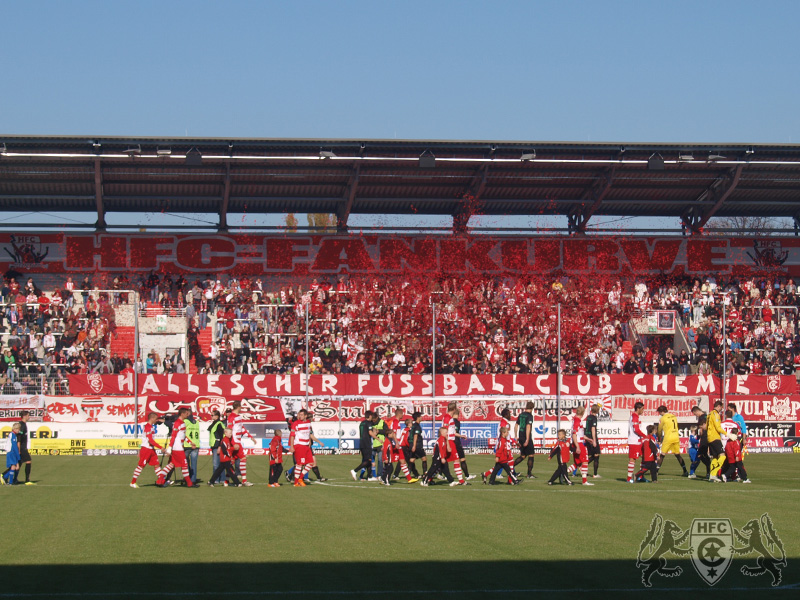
top-left (1, 454), bottom-right (798, 599)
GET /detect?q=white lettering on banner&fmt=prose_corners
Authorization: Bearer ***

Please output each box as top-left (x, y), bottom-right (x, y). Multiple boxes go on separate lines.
top-left (230, 375), bottom-right (244, 395)
top-left (64, 373), bottom-right (796, 398)
top-left (737, 396), bottom-right (800, 422)
top-left (735, 376), bottom-right (750, 394)
top-left (378, 375), bottom-right (393, 395)
top-left (491, 375), bottom-right (503, 393)
top-left (276, 374), bottom-right (291, 393)
top-left (536, 375), bottom-right (551, 394)
top-left (253, 375), bottom-right (267, 395)
top-left (443, 375), bottom-right (457, 395)
top-left (118, 373), bottom-right (133, 393)
top-left (141, 376), bottom-right (159, 394)
top-left (299, 374), bottom-right (309, 394)
top-left (207, 374), bottom-right (222, 394)
top-left (358, 374), bottom-right (370, 395)
top-left (321, 375), bottom-right (337, 394)
top-left (400, 375), bottom-right (413, 396)
top-left (420, 375), bottom-right (433, 395)
top-left (696, 375), bottom-right (715, 394)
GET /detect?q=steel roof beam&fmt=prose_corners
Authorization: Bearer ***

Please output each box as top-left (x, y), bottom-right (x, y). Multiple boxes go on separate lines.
top-left (683, 165), bottom-right (744, 233)
top-left (453, 164), bottom-right (489, 232)
top-left (93, 159), bottom-right (106, 231)
top-left (219, 163), bottom-right (231, 232)
top-left (336, 164), bottom-right (361, 233)
top-left (567, 166), bottom-right (615, 233)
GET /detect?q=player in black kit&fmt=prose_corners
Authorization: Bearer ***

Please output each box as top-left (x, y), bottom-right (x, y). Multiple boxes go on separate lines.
top-left (513, 401), bottom-right (536, 478)
top-left (17, 411), bottom-right (34, 485)
top-left (584, 404), bottom-right (601, 478)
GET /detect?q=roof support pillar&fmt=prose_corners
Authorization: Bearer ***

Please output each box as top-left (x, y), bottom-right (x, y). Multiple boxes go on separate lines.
top-left (683, 165), bottom-right (744, 234)
top-left (219, 163), bottom-right (231, 232)
top-left (567, 166), bottom-right (615, 234)
top-left (337, 164), bottom-right (360, 233)
top-left (453, 164), bottom-right (488, 233)
top-left (94, 158), bottom-right (106, 231)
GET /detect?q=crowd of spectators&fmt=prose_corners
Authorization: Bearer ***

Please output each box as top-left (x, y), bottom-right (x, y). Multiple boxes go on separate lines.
top-left (0, 275), bottom-right (122, 393)
top-left (2, 270), bottom-right (799, 390)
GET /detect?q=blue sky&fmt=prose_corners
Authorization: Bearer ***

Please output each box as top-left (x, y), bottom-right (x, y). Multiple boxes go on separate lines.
top-left (0, 1), bottom-right (798, 229)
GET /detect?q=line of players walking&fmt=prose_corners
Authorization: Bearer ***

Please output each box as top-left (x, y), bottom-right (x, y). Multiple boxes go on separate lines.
top-left (624, 400), bottom-right (750, 484)
top-left (127, 398), bottom-right (750, 489)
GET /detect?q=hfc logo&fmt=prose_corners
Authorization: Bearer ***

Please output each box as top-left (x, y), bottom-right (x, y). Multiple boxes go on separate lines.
top-left (637, 514), bottom-right (786, 587)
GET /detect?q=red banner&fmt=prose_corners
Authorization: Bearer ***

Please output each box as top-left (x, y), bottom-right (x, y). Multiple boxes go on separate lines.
top-left (3, 233), bottom-right (799, 277)
top-left (732, 395), bottom-right (800, 422)
top-left (67, 373), bottom-right (796, 398)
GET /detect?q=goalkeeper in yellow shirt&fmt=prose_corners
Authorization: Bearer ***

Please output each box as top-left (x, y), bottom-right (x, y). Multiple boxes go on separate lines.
top-left (706, 400), bottom-right (726, 482)
top-left (657, 405), bottom-right (688, 476)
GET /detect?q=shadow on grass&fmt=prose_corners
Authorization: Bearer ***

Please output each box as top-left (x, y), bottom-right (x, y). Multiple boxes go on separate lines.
top-left (5, 560), bottom-right (797, 598)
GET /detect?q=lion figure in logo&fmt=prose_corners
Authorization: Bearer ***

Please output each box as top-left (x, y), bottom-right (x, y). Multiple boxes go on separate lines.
top-left (733, 514), bottom-right (786, 586)
top-left (636, 514), bottom-right (692, 587)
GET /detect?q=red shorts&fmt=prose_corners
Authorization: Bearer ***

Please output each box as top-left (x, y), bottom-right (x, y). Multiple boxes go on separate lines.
top-left (137, 447), bottom-right (159, 467)
top-left (573, 444), bottom-right (588, 464)
top-left (170, 449), bottom-right (187, 468)
top-left (294, 445), bottom-right (313, 466)
top-left (628, 444), bottom-right (642, 460)
top-left (230, 442), bottom-right (245, 461)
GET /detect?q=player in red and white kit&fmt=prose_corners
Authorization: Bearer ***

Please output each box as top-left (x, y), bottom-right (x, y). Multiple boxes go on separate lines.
top-left (289, 409), bottom-right (324, 487)
top-left (130, 412), bottom-right (163, 488)
top-left (499, 408), bottom-right (514, 439)
top-left (627, 401), bottom-right (647, 483)
top-left (440, 402), bottom-right (468, 484)
top-left (568, 406), bottom-right (593, 486)
top-left (227, 401), bottom-right (256, 486)
top-left (156, 407), bottom-right (197, 488)
top-left (482, 426), bottom-right (519, 485)
top-left (381, 427), bottom-right (419, 485)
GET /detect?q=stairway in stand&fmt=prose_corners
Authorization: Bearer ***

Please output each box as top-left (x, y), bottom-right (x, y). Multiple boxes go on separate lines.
top-left (109, 326), bottom-right (137, 359)
top-left (189, 327), bottom-right (213, 373)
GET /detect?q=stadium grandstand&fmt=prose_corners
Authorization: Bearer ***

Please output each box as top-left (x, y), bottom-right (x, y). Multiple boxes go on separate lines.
top-left (2, 136), bottom-right (800, 396)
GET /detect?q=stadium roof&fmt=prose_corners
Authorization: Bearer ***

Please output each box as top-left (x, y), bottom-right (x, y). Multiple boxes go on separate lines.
top-left (1, 135), bottom-right (800, 233)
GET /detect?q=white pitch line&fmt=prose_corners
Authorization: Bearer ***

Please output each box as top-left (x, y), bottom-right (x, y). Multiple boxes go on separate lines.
top-left (316, 481), bottom-right (800, 493)
top-left (0, 584), bottom-right (797, 597)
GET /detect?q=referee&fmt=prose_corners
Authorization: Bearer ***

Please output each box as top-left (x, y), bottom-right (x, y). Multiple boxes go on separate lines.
top-left (350, 410), bottom-right (376, 481)
top-left (18, 411), bottom-right (35, 485)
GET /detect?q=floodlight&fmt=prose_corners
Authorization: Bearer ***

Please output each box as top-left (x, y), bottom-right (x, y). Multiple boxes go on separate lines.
top-left (185, 147), bottom-right (203, 165)
top-left (648, 153), bottom-right (665, 170)
top-left (708, 152), bottom-right (726, 161)
top-left (319, 150), bottom-right (337, 159)
top-left (156, 147), bottom-right (172, 156)
top-left (123, 145), bottom-right (141, 155)
top-left (520, 151), bottom-right (536, 161)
